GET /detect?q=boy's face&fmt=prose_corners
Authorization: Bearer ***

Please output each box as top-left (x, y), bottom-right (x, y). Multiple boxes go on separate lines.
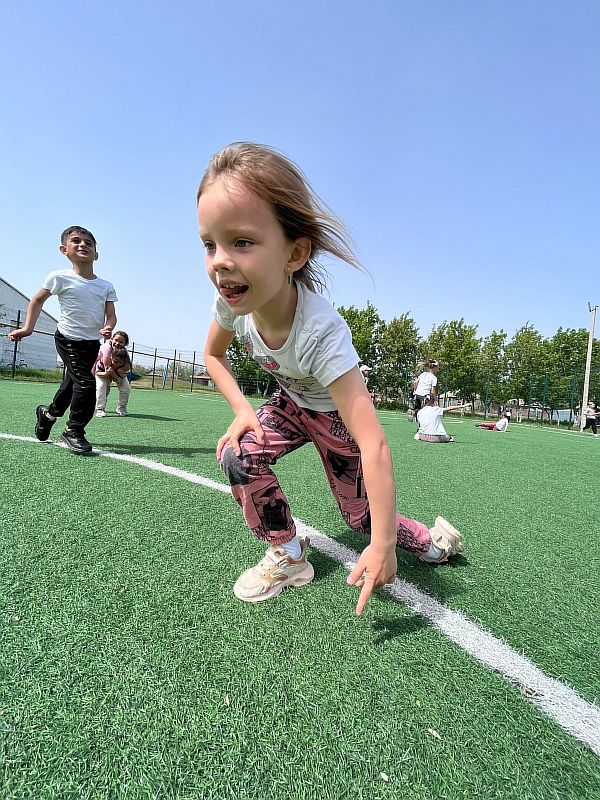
top-left (60, 231), bottom-right (98, 264)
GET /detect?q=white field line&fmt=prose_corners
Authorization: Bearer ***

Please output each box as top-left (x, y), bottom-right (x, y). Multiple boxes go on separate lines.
top-left (2, 430), bottom-right (600, 758)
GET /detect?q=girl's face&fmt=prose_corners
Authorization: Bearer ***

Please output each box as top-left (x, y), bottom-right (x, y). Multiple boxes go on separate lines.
top-left (112, 334), bottom-right (127, 347)
top-left (198, 177), bottom-right (305, 319)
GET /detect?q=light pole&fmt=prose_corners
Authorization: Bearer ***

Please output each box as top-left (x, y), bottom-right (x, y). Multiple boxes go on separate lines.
top-left (580, 302), bottom-right (598, 432)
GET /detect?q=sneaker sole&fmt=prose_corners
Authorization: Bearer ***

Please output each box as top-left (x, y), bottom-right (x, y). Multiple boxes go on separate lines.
top-left (233, 563), bottom-right (315, 603)
top-left (433, 516), bottom-right (464, 554)
top-left (419, 517), bottom-right (464, 564)
top-left (35, 405), bottom-right (54, 441)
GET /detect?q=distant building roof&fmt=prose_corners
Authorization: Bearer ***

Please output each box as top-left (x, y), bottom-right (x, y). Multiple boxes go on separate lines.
top-left (0, 276), bottom-right (58, 323)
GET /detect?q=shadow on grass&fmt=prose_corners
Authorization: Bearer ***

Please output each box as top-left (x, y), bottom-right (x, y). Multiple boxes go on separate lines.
top-left (308, 550), bottom-right (343, 584)
top-left (371, 615), bottom-right (429, 644)
top-left (99, 413), bottom-right (183, 421)
top-left (396, 552), bottom-right (470, 601)
top-left (97, 443), bottom-right (216, 457)
top-left (369, 558), bottom-right (471, 645)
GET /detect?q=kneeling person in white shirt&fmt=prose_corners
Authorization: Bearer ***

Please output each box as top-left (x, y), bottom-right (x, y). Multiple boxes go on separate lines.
top-left (416, 396), bottom-right (464, 443)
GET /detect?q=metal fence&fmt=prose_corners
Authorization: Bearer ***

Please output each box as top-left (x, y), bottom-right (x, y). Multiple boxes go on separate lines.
top-left (1, 319), bottom-right (598, 420)
top-left (0, 318), bottom-right (272, 397)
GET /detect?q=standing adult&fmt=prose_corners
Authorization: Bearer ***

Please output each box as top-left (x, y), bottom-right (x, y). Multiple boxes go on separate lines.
top-left (582, 402), bottom-right (599, 437)
top-left (412, 360), bottom-right (439, 421)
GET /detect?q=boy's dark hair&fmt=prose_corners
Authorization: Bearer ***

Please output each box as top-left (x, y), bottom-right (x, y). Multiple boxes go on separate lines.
top-left (61, 226), bottom-right (97, 247)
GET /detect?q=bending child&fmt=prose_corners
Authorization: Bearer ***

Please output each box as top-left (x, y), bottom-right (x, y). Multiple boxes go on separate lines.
top-left (199, 142), bottom-right (464, 616)
top-left (94, 330), bottom-right (132, 417)
top-left (415, 395), bottom-right (465, 442)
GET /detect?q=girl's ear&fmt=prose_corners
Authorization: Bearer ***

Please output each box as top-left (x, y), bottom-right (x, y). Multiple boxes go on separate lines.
top-left (288, 237), bottom-right (312, 272)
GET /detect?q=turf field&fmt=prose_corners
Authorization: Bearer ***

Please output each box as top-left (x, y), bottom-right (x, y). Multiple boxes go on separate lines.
top-left (1, 381), bottom-right (599, 800)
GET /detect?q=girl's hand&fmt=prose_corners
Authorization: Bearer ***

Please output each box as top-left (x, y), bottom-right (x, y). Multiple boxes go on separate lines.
top-left (216, 408), bottom-right (265, 460)
top-left (347, 544), bottom-right (397, 616)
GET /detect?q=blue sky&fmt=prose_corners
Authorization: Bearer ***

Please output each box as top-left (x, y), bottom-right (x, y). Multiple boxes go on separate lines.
top-left (1, 0), bottom-right (598, 354)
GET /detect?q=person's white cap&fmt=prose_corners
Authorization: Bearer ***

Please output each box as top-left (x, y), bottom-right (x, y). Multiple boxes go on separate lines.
top-left (359, 364), bottom-right (372, 372)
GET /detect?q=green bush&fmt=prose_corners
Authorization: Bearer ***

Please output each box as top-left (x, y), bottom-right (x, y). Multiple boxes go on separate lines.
top-left (0, 368), bottom-right (63, 382)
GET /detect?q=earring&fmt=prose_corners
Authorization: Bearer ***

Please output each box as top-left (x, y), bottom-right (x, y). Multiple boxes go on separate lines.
top-left (287, 272), bottom-right (292, 285)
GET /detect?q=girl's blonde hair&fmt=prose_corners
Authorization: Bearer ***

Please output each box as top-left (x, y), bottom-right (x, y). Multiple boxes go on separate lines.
top-left (417, 359), bottom-right (439, 371)
top-left (197, 142), bottom-right (360, 293)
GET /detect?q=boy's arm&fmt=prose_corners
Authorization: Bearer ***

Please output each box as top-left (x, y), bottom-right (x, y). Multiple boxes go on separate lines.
top-left (8, 288), bottom-right (51, 340)
top-left (100, 301), bottom-right (117, 338)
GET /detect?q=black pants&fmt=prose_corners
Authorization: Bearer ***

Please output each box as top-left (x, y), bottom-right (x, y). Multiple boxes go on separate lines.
top-left (47, 331), bottom-right (100, 434)
top-left (413, 394), bottom-right (427, 422)
top-left (583, 417), bottom-right (598, 434)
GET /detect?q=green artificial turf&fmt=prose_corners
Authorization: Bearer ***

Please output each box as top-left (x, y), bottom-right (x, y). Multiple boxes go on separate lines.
top-left (1, 382), bottom-right (599, 799)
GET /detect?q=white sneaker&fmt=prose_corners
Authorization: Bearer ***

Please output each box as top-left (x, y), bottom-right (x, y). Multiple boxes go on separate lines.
top-left (233, 538), bottom-right (314, 603)
top-left (116, 407), bottom-right (128, 416)
top-left (419, 517), bottom-right (464, 564)
top-left (414, 432), bottom-right (420, 440)
top-left (95, 410), bottom-right (107, 418)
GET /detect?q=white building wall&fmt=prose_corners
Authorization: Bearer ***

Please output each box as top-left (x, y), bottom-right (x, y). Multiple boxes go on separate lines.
top-left (0, 278), bottom-right (58, 370)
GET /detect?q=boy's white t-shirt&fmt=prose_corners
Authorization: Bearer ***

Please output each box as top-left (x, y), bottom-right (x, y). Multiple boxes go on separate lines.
top-left (417, 405), bottom-right (447, 436)
top-left (43, 269), bottom-right (118, 341)
top-left (415, 371), bottom-right (437, 397)
top-left (213, 281), bottom-right (359, 412)
top-left (495, 417), bottom-right (508, 431)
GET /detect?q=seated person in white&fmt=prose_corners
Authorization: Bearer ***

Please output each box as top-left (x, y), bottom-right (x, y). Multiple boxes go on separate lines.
top-left (415, 396), bottom-right (464, 442)
top-left (477, 413), bottom-right (510, 432)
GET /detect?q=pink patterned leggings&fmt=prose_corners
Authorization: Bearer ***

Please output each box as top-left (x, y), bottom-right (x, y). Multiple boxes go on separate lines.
top-left (220, 390), bottom-right (432, 554)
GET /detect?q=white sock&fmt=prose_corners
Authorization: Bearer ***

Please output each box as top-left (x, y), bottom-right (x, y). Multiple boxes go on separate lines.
top-left (281, 536), bottom-right (302, 559)
top-left (425, 543), bottom-right (443, 560)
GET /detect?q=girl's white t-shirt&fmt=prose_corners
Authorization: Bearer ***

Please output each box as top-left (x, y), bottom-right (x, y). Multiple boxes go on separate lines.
top-left (213, 281), bottom-right (359, 412)
top-left (495, 417), bottom-right (508, 431)
top-left (415, 371), bottom-right (437, 397)
top-left (43, 269), bottom-right (117, 341)
top-left (416, 405), bottom-right (447, 436)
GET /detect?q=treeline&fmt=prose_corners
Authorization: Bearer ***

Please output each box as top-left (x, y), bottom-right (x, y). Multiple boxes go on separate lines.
top-left (227, 301), bottom-right (600, 410)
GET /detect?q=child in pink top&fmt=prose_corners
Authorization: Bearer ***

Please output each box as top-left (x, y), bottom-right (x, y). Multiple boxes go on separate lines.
top-left (94, 331), bottom-right (132, 417)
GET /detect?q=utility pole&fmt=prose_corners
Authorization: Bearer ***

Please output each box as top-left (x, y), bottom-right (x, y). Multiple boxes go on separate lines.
top-left (580, 302), bottom-right (598, 432)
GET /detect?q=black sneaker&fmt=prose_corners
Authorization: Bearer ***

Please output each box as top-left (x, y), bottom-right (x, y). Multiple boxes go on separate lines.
top-left (59, 429), bottom-right (93, 454)
top-left (35, 405), bottom-right (56, 441)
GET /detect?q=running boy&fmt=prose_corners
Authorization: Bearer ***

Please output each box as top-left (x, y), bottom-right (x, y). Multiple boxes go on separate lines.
top-left (9, 226), bottom-right (117, 453)
top-left (199, 142), bottom-right (463, 616)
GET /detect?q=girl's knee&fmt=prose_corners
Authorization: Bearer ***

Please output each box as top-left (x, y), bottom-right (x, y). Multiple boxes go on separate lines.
top-left (220, 444), bottom-right (259, 487)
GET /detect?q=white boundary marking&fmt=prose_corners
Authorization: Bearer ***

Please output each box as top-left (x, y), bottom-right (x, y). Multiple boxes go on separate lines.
top-left (2, 430), bottom-right (599, 757)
